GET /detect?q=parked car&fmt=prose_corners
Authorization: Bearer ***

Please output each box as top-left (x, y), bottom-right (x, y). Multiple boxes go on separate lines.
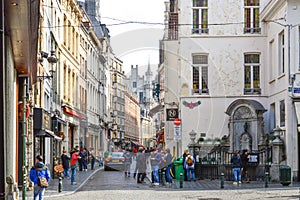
top-left (104, 152), bottom-right (125, 171)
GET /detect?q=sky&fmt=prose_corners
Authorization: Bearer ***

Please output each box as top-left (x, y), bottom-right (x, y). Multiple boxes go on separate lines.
top-left (100, 0), bottom-right (165, 75)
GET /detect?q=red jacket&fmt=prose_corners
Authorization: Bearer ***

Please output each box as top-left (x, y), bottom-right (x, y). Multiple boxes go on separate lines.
top-left (70, 153), bottom-right (79, 165)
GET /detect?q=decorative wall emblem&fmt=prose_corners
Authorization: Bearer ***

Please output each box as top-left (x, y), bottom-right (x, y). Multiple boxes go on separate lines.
top-left (182, 100), bottom-right (201, 109)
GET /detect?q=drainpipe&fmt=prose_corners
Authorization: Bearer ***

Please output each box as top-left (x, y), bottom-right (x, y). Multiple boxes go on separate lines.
top-left (0, 0), bottom-right (5, 199)
top-left (288, 24), bottom-right (291, 85)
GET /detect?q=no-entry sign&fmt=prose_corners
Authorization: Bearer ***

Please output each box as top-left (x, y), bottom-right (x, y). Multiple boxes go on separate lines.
top-left (173, 118), bottom-right (181, 126)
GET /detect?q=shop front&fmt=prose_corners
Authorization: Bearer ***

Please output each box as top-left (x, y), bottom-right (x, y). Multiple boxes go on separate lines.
top-left (33, 108), bottom-right (62, 178)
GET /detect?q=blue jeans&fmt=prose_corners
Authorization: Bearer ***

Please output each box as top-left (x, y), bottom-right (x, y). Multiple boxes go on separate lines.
top-left (63, 168), bottom-right (70, 178)
top-left (124, 163), bottom-right (131, 174)
top-left (166, 165), bottom-right (173, 183)
top-left (186, 168), bottom-right (196, 181)
top-left (33, 185), bottom-right (45, 200)
top-left (152, 165), bottom-right (159, 183)
top-left (233, 168), bottom-right (241, 182)
top-left (71, 167), bottom-right (76, 183)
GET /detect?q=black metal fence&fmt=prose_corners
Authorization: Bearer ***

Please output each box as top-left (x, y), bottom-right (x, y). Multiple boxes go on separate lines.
top-left (195, 149), bottom-right (271, 181)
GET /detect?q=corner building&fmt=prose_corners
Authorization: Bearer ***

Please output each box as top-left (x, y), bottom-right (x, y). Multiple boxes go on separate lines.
top-left (161, 0), bottom-right (300, 180)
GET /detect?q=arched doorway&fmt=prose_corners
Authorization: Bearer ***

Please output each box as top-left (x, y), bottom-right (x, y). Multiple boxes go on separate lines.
top-left (225, 99), bottom-right (266, 152)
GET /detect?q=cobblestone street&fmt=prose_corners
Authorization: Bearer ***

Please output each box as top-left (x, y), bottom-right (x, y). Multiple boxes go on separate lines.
top-left (31, 166), bottom-right (300, 200)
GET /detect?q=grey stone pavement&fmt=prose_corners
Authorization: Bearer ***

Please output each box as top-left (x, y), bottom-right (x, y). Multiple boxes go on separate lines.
top-left (22, 163), bottom-right (300, 199)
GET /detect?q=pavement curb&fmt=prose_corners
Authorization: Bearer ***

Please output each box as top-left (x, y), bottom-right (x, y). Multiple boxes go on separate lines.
top-left (44, 167), bottom-right (103, 198)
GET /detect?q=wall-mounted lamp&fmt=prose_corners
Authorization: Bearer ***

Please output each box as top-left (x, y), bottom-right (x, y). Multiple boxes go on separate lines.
top-left (37, 50), bottom-right (58, 80)
top-left (47, 51), bottom-right (58, 64)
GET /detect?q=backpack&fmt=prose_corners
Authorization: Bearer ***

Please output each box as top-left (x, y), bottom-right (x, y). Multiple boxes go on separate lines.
top-left (36, 169), bottom-right (48, 188)
top-left (186, 156), bottom-right (194, 166)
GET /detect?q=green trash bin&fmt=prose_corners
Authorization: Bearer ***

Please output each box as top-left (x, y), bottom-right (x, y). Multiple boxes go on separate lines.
top-left (279, 165), bottom-right (291, 186)
top-left (174, 158), bottom-right (185, 180)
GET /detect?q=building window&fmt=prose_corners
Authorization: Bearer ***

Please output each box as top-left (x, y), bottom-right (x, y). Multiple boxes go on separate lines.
top-left (279, 31), bottom-right (285, 74)
top-left (133, 82), bottom-right (137, 88)
top-left (269, 103), bottom-right (275, 132)
top-left (192, 54), bottom-right (209, 94)
top-left (269, 39), bottom-right (275, 80)
top-left (280, 100), bottom-right (285, 127)
top-left (63, 16), bottom-right (67, 45)
top-left (244, 54), bottom-right (261, 94)
top-left (192, 0), bottom-right (208, 34)
top-left (244, 0), bottom-right (260, 34)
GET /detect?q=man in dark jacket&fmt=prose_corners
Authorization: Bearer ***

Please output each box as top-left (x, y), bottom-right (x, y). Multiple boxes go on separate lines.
top-left (231, 151), bottom-right (242, 185)
top-left (61, 150), bottom-right (70, 178)
top-left (29, 155), bottom-right (51, 200)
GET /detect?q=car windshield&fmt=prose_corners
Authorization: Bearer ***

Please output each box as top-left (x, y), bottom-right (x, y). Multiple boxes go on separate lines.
top-left (111, 152), bottom-right (123, 157)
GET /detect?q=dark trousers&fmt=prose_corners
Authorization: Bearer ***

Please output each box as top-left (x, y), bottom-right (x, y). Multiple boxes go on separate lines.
top-left (137, 172), bottom-right (146, 183)
top-left (91, 158), bottom-right (95, 170)
top-left (78, 160), bottom-right (83, 171)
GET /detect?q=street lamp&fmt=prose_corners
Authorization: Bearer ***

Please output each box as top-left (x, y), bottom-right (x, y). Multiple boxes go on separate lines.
top-left (37, 50), bottom-right (58, 80)
top-left (189, 130), bottom-right (197, 158)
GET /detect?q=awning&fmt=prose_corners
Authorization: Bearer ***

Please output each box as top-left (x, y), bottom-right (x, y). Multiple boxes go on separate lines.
top-left (35, 129), bottom-right (62, 141)
top-left (63, 106), bottom-right (83, 119)
top-left (294, 102), bottom-right (300, 125)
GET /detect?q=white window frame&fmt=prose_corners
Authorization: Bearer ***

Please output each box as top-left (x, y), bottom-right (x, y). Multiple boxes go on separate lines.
top-left (192, 54), bottom-right (209, 95)
top-left (278, 31), bottom-right (285, 75)
top-left (244, 1), bottom-right (260, 34)
top-left (269, 39), bottom-right (275, 80)
top-left (244, 53), bottom-right (261, 94)
top-left (192, 0), bottom-right (208, 34)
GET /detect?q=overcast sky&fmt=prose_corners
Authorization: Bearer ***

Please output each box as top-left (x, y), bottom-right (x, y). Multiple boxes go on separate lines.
top-left (100, 0), bottom-right (165, 75)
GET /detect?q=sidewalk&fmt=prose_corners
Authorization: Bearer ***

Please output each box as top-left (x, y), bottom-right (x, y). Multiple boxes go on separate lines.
top-left (178, 179), bottom-right (300, 190)
top-left (25, 166), bottom-right (103, 199)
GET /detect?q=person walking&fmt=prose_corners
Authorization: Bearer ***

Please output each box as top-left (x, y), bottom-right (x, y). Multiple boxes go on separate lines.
top-left (241, 149), bottom-right (250, 183)
top-left (150, 148), bottom-right (162, 186)
top-left (133, 147), bottom-right (144, 179)
top-left (89, 149), bottom-right (96, 170)
top-left (136, 148), bottom-right (147, 183)
top-left (182, 149), bottom-right (189, 181)
top-left (184, 153), bottom-right (196, 182)
top-left (61, 150), bottom-right (70, 179)
top-left (70, 150), bottom-right (81, 185)
top-left (231, 150), bottom-right (242, 185)
top-left (79, 148), bottom-right (88, 171)
top-left (124, 151), bottom-right (132, 177)
top-left (164, 148), bottom-right (173, 184)
top-left (29, 155), bottom-right (51, 200)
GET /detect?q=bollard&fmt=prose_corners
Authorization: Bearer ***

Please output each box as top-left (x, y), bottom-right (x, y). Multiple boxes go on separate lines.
top-left (220, 173), bottom-right (224, 189)
top-left (162, 171), bottom-right (166, 186)
top-left (265, 172), bottom-right (269, 188)
top-left (158, 169), bottom-right (162, 185)
top-left (58, 176), bottom-right (63, 192)
top-left (180, 173), bottom-right (183, 188)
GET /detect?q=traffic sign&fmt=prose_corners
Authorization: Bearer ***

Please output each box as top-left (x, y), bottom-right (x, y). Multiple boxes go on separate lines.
top-left (174, 118), bottom-right (181, 126)
top-left (174, 125), bottom-right (181, 141)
